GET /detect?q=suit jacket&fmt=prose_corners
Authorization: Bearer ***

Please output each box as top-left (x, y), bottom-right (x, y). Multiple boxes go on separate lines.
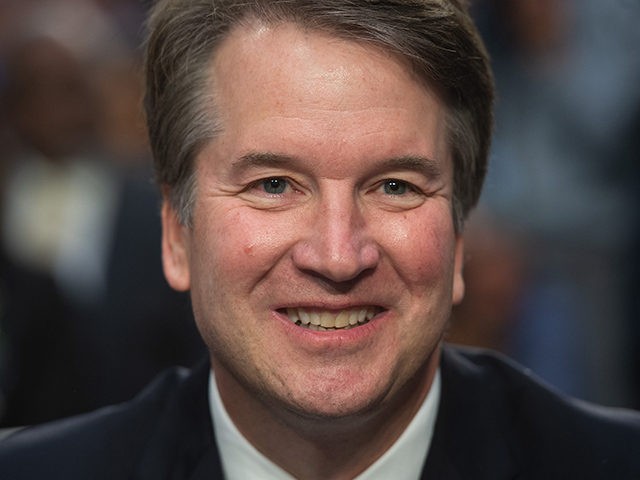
top-left (1, 346), bottom-right (639, 479)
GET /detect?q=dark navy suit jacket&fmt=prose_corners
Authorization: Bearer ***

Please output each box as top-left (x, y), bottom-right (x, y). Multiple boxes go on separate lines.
top-left (1, 346), bottom-right (639, 479)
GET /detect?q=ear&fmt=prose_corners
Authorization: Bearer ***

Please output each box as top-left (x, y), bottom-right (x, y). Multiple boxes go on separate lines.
top-left (161, 199), bottom-right (191, 291)
top-left (451, 235), bottom-right (465, 305)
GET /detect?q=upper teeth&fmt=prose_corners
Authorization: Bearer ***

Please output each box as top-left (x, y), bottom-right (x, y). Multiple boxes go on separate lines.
top-left (286, 307), bottom-right (378, 330)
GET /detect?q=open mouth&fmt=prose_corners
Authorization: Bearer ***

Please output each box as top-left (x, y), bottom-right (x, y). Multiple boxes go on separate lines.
top-left (283, 307), bottom-right (382, 331)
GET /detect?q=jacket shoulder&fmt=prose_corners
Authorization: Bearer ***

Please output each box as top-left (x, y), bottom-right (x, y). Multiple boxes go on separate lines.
top-left (0, 366), bottom-right (193, 479)
top-left (441, 346), bottom-right (640, 478)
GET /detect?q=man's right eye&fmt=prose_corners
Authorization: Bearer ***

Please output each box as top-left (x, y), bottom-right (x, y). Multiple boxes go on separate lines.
top-left (261, 177), bottom-right (288, 195)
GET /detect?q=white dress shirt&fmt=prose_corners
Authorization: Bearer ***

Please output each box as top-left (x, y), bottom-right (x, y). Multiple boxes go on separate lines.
top-left (209, 369), bottom-right (440, 479)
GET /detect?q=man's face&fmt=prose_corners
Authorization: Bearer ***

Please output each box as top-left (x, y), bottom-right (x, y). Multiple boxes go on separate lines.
top-left (162, 23), bottom-right (465, 420)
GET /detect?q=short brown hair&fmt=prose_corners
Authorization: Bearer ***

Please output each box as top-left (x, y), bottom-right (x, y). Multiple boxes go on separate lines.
top-left (144, 0), bottom-right (494, 231)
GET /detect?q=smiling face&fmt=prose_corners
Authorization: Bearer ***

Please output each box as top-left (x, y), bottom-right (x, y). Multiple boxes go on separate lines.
top-left (162, 22), bottom-right (465, 423)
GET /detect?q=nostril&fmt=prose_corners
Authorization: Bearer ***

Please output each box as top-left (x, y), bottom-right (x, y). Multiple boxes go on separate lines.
top-left (295, 268), bottom-right (377, 294)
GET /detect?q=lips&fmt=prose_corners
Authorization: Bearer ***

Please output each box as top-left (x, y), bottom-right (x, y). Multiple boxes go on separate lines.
top-left (285, 306), bottom-right (381, 331)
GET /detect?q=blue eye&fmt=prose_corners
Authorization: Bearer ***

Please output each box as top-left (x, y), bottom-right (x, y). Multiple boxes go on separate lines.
top-left (262, 178), bottom-right (287, 194)
top-left (383, 179), bottom-right (408, 195)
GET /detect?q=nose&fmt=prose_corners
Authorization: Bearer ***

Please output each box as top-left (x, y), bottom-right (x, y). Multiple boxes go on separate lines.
top-left (291, 190), bottom-right (380, 283)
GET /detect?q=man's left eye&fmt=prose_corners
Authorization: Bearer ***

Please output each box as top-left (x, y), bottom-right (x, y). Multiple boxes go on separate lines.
top-left (382, 179), bottom-right (409, 195)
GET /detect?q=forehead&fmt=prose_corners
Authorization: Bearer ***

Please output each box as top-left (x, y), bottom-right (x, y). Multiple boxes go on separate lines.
top-left (212, 21), bottom-right (432, 112)
top-left (205, 22), bottom-right (450, 171)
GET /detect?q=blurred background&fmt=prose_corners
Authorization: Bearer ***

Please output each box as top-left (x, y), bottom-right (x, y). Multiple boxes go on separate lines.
top-left (0, 0), bottom-right (205, 427)
top-left (0, 0), bottom-right (638, 427)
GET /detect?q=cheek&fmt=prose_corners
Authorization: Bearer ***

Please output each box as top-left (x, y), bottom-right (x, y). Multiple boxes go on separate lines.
top-left (382, 211), bottom-right (456, 284)
top-left (193, 206), bottom-right (295, 285)
top-left (188, 208), bottom-right (274, 341)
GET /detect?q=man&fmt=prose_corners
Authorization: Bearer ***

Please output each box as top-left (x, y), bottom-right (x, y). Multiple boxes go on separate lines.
top-left (1, 0), bottom-right (639, 478)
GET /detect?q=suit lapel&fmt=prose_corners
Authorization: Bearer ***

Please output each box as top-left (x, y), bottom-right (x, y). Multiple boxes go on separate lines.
top-left (420, 346), bottom-right (520, 480)
top-left (187, 447), bottom-right (226, 480)
top-left (133, 359), bottom-right (225, 480)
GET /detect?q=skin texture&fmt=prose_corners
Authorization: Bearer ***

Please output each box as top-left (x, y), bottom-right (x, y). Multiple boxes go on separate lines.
top-left (162, 22), bottom-right (465, 479)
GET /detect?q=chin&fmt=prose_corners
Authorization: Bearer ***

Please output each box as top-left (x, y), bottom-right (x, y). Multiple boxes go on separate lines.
top-left (273, 370), bottom-right (393, 422)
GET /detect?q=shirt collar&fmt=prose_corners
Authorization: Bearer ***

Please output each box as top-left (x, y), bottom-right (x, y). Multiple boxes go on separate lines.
top-left (209, 369), bottom-right (440, 480)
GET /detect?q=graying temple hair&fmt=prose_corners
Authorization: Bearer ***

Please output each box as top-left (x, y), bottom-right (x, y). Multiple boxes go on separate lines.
top-left (144, 0), bottom-right (494, 232)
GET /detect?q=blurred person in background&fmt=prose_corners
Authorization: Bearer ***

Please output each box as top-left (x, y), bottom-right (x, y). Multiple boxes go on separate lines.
top-left (0, 0), bottom-right (203, 427)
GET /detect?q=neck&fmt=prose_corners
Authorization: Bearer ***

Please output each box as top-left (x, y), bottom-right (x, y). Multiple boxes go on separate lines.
top-left (213, 349), bottom-right (440, 480)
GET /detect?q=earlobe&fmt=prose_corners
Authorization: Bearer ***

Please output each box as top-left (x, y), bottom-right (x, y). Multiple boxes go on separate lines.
top-left (452, 236), bottom-right (465, 305)
top-left (161, 201), bottom-right (191, 291)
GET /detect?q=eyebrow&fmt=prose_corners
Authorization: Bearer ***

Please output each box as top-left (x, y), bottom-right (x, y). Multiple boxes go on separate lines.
top-left (231, 152), bottom-right (300, 175)
top-left (371, 155), bottom-right (444, 180)
top-left (231, 151), bottom-right (444, 179)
